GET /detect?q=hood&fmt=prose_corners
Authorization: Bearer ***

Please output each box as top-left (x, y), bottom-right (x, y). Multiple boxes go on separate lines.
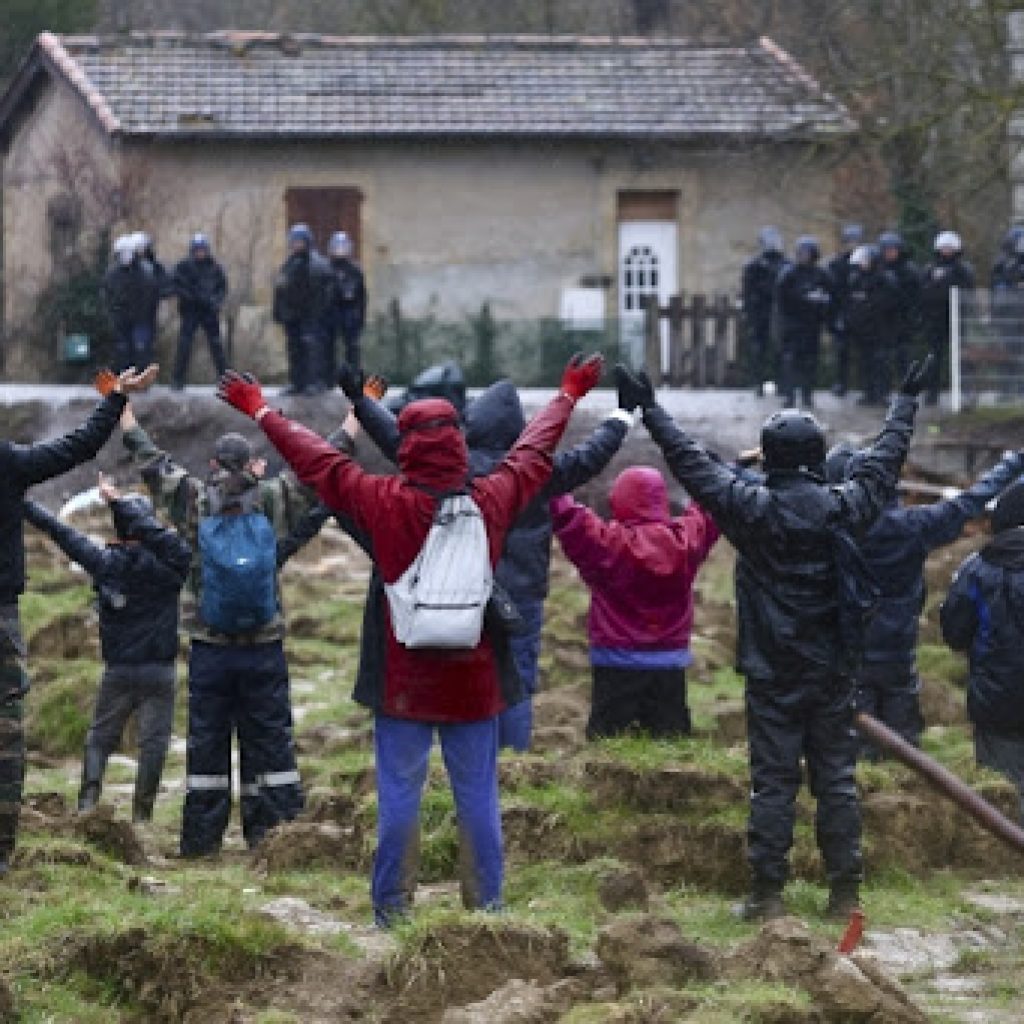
top-left (465, 379), bottom-right (526, 453)
top-left (982, 528), bottom-right (1024, 570)
top-left (110, 494), bottom-right (154, 541)
top-left (609, 467), bottom-right (670, 525)
top-left (397, 399), bottom-right (468, 490)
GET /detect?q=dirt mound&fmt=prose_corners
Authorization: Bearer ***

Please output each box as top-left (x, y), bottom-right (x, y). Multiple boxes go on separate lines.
top-left (382, 919), bottom-right (570, 1022)
top-left (597, 867), bottom-right (650, 913)
top-left (727, 918), bottom-right (928, 1024)
top-left (72, 805), bottom-right (146, 865)
top-left (27, 610), bottom-right (96, 660)
top-left (302, 790), bottom-right (358, 826)
top-left (502, 803), bottom-right (589, 865)
top-left (60, 926), bottom-right (303, 1023)
top-left (254, 820), bottom-right (364, 873)
top-left (441, 978), bottom-right (585, 1024)
top-left (862, 790), bottom-right (1024, 875)
top-left (13, 841), bottom-right (96, 870)
top-left (584, 760), bottom-right (745, 813)
top-left (597, 913), bottom-right (716, 992)
top-left (708, 698), bottom-right (747, 744)
top-left (23, 791), bottom-right (70, 818)
top-left (918, 676), bottom-right (965, 726)
top-left (612, 818), bottom-right (748, 893)
top-left (296, 721), bottom-right (372, 756)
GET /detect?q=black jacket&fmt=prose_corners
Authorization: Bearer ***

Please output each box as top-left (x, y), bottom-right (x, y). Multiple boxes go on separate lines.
top-left (885, 255), bottom-right (923, 342)
top-left (741, 251), bottom-right (786, 334)
top-left (774, 262), bottom-right (835, 342)
top-left (328, 258), bottom-right (367, 322)
top-left (860, 451), bottom-right (1023, 667)
top-left (826, 250), bottom-right (854, 334)
top-left (354, 379), bottom-right (629, 603)
top-left (0, 393), bottom-right (127, 605)
top-left (842, 265), bottom-right (901, 345)
top-left (941, 529), bottom-right (1024, 735)
top-left (644, 395), bottom-right (918, 685)
top-left (273, 250), bottom-right (333, 327)
top-left (921, 255), bottom-right (976, 332)
top-left (174, 256), bottom-right (227, 316)
top-left (23, 499), bottom-right (190, 666)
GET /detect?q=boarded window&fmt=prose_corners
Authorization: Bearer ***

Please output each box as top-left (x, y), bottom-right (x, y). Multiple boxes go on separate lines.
top-left (617, 191), bottom-right (679, 223)
top-left (285, 187), bottom-right (363, 257)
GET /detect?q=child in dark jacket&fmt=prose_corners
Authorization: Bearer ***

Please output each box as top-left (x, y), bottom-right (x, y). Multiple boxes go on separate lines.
top-left (941, 481), bottom-right (1024, 822)
top-left (550, 467), bottom-right (719, 739)
top-left (24, 474), bottom-right (190, 821)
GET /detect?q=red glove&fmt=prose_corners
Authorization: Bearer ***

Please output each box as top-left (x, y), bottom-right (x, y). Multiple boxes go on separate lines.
top-left (217, 371), bottom-right (269, 420)
top-left (560, 353), bottom-right (604, 401)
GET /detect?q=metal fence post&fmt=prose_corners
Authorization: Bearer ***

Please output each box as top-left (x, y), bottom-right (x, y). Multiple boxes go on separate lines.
top-left (950, 286), bottom-right (962, 414)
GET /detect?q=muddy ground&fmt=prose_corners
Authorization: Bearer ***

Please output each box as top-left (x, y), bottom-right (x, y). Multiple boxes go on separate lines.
top-left (2, 396), bottom-right (1024, 1021)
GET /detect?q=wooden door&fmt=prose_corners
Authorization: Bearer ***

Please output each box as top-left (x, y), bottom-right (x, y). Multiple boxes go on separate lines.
top-left (285, 187), bottom-right (363, 257)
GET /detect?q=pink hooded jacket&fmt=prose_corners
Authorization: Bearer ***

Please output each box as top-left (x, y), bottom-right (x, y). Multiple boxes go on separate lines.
top-left (550, 467), bottom-right (719, 667)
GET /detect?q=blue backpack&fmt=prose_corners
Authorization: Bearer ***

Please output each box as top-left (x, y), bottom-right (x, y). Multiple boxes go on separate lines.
top-left (198, 511), bottom-right (278, 634)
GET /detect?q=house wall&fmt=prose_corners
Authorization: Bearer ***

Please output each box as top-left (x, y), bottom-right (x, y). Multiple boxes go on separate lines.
top-left (2, 76), bottom-right (838, 380)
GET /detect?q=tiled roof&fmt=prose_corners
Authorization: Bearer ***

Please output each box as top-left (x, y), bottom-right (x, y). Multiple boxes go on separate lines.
top-left (30, 31), bottom-right (854, 140)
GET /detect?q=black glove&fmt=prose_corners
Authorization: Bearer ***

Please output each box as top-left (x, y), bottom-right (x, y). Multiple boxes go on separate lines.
top-left (899, 353), bottom-right (935, 398)
top-left (337, 363), bottom-right (365, 403)
top-left (614, 364), bottom-right (655, 413)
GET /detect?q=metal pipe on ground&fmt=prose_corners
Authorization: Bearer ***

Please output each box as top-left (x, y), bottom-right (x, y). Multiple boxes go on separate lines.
top-left (854, 711), bottom-right (1024, 854)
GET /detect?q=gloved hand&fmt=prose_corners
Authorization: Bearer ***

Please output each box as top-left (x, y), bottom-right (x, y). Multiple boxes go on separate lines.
top-left (899, 353), bottom-right (935, 397)
top-left (217, 370), bottom-right (268, 420)
top-left (613, 364), bottom-right (655, 412)
top-left (364, 374), bottom-right (388, 401)
top-left (560, 352), bottom-right (604, 401)
top-left (337, 363), bottom-right (364, 402)
top-left (94, 369), bottom-right (118, 397)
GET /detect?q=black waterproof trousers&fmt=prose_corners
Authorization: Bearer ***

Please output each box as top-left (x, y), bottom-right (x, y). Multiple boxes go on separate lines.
top-left (746, 678), bottom-right (862, 886)
top-left (181, 640), bottom-right (303, 855)
top-left (854, 663), bottom-right (923, 755)
top-left (587, 666), bottom-right (691, 740)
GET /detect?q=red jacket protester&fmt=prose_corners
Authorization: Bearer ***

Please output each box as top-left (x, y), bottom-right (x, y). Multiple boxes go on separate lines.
top-left (550, 467), bottom-right (719, 667)
top-left (258, 394), bottom-right (576, 722)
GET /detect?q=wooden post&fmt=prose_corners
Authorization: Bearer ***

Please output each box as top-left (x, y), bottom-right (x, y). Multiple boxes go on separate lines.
top-left (712, 295), bottom-right (730, 386)
top-left (391, 298), bottom-right (405, 383)
top-left (692, 293), bottom-right (707, 387)
top-left (642, 293), bottom-right (661, 384)
top-left (667, 294), bottom-right (685, 387)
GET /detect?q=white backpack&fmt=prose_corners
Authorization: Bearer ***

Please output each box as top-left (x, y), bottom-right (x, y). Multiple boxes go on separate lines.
top-left (384, 492), bottom-right (494, 649)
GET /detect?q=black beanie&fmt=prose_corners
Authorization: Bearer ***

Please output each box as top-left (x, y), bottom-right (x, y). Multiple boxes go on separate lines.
top-left (992, 481), bottom-right (1024, 533)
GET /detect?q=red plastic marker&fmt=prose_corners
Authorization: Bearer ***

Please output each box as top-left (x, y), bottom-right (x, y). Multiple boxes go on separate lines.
top-left (837, 907), bottom-right (865, 954)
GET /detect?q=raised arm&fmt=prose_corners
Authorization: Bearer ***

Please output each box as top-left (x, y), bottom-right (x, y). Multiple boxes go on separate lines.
top-left (112, 497), bottom-right (191, 584)
top-left (906, 449), bottom-right (1024, 552)
top-left (546, 411), bottom-right (631, 497)
top-left (339, 366), bottom-right (401, 465)
top-left (549, 494), bottom-right (615, 584)
top-left (473, 356), bottom-right (604, 534)
top-left (833, 360), bottom-right (930, 534)
top-left (22, 500), bottom-right (110, 577)
top-left (120, 402), bottom-right (194, 528)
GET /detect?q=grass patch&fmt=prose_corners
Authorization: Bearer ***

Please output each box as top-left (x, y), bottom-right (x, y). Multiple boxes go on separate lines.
top-left (918, 643), bottom-right (967, 689)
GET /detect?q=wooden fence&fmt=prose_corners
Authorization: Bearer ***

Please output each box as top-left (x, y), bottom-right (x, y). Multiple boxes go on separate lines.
top-left (641, 293), bottom-right (742, 387)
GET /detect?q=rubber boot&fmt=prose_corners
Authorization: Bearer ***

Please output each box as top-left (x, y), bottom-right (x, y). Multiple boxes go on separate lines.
top-left (738, 879), bottom-right (787, 921)
top-left (132, 753), bottom-right (163, 823)
top-left (77, 746), bottom-right (106, 813)
top-left (826, 879), bottom-right (861, 920)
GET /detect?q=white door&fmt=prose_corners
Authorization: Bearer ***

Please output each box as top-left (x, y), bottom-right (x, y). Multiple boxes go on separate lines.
top-left (619, 221), bottom-right (678, 371)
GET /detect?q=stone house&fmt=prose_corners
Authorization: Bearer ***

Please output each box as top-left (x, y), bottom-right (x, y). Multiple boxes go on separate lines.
top-left (0, 30), bottom-right (853, 381)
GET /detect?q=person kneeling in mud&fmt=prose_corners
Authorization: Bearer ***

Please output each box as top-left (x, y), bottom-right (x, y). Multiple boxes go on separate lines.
top-left (24, 474), bottom-right (189, 821)
top-left (216, 355), bottom-right (603, 926)
top-left (550, 465), bottom-right (718, 739)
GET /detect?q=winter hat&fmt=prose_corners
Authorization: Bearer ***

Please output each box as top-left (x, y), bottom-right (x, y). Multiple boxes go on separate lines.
top-left (395, 398), bottom-right (468, 490)
top-left (214, 432), bottom-right (254, 472)
top-left (934, 230), bottom-right (962, 253)
top-left (110, 494), bottom-right (155, 541)
top-left (992, 481), bottom-right (1024, 533)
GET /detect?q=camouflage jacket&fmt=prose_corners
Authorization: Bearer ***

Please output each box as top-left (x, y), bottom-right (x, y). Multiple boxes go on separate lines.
top-left (123, 423), bottom-right (319, 645)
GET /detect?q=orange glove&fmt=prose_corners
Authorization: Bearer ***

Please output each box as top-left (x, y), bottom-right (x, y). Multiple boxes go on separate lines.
top-left (94, 369), bottom-right (119, 397)
top-left (363, 375), bottom-right (388, 401)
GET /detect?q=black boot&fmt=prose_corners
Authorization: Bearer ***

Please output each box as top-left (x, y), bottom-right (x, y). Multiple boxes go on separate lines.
top-left (826, 879), bottom-right (861, 920)
top-left (77, 746), bottom-right (106, 813)
top-left (738, 879), bottom-right (787, 921)
top-left (132, 752), bottom-right (164, 823)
